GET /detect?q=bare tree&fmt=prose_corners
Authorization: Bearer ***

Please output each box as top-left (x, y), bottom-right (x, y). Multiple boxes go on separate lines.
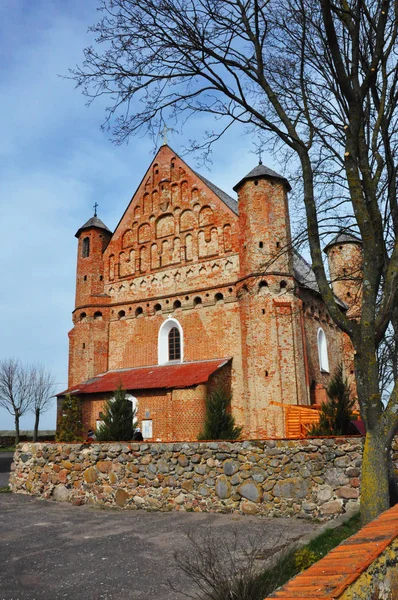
top-left (0, 359), bottom-right (33, 444)
top-left (71, 0), bottom-right (398, 523)
top-left (30, 365), bottom-right (56, 442)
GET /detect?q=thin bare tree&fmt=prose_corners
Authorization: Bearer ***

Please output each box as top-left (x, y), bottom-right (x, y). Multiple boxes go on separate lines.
top-left (0, 359), bottom-right (33, 444)
top-left (30, 365), bottom-right (56, 442)
top-left (71, 0), bottom-right (398, 523)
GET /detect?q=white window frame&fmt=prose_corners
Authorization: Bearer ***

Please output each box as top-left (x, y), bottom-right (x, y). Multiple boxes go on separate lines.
top-left (317, 327), bottom-right (330, 373)
top-left (125, 394), bottom-right (138, 427)
top-left (158, 317), bottom-right (184, 365)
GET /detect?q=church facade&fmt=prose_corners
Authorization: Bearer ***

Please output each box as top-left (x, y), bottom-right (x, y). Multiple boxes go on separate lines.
top-left (59, 144), bottom-right (361, 440)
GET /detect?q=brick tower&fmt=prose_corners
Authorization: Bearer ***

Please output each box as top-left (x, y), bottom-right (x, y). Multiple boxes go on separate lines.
top-left (68, 214), bottom-right (112, 387)
top-left (324, 232), bottom-right (363, 394)
top-left (324, 232), bottom-right (363, 319)
top-left (234, 164), bottom-right (308, 437)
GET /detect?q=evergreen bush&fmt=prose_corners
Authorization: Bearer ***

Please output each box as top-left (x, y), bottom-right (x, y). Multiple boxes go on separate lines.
top-left (96, 386), bottom-right (136, 441)
top-left (309, 364), bottom-right (356, 436)
top-left (198, 387), bottom-right (242, 440)
top-left (56, 395), bottom-right (83, 442)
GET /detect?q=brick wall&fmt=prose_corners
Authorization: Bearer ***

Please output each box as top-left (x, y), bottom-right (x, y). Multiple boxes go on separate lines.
top-left (67, 145), bottom-right (354, 441)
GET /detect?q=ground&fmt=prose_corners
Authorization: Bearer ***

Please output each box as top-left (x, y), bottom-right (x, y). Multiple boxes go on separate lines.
top-left (0, 492), bottom-right (324, 599)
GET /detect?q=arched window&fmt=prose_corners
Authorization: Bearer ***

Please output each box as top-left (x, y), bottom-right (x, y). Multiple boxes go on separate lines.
top-left (158, 318), bottom-right (184, 364)
top-left (317, 328), bottom-right (330, 373)
top-left (82, 237), bottom-right (90, 258)
top-left (168, 327), bottom-right (181, 361)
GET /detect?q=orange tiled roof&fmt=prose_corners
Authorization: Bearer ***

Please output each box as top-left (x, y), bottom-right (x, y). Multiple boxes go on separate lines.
top-left (266, 503), bottom-right (398, 599)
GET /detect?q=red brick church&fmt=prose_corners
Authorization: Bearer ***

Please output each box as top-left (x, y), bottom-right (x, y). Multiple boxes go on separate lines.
top-left (58, 144), bottom-right (361, 440)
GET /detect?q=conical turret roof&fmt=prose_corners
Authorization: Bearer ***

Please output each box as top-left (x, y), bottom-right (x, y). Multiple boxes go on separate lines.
top-left (75, 216), bottom-right (112, 238)
top-left (323, 231), bottom-right (362, 254)
top-left (233, 163), bottom-right (291, 192)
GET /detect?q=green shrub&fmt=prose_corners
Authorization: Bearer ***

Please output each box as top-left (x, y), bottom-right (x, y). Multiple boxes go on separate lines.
top-left (96, 386), bottom-right (136, 441)
top-left (198, 387), bottom-right (242, 440)
top-left (56, 395), bottom-right (83, 442)
top-left (309, 364), bottom-right (356, 436)
top-left (294, 547), bottom-right (317, 571)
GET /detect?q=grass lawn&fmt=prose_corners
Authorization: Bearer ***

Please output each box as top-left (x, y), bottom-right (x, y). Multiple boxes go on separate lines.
top-left (0, 486), bottom-right (11, 493)
top-left (0, 446), bottom-right (16, 452)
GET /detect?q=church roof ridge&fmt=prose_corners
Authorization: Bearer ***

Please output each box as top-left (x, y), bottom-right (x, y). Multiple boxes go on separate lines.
top-left (192, 170), bottom-right (238, 215)
top-left (233, 163), bottom-right (291, 192)
top-left (75, 216), bottom-right (112, 238)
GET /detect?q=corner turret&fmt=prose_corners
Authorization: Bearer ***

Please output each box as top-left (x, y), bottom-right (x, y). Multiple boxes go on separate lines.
top-left (74, 213), bottom-right (112, 308)
top-left (234, 163), bottom-right (292, 278)
top-left (324, 231), bottom-right (363, 317)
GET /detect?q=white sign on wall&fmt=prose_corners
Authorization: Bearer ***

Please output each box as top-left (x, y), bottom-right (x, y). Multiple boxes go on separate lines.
top-left (142, 420), bottom-right (153, 439)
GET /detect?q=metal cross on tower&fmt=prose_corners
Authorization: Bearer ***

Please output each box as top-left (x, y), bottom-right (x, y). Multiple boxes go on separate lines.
top-left (93, 202), bottom-right (98, 217)
top-left (161, 124), bottom-right (173, 146)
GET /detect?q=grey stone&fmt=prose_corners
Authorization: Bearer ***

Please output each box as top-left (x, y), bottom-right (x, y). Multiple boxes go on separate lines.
top-left (262, 479), bottom-right (275, 492)
top-left (157, 460), bottom-right (169, 473)
top-left (230, 473), bottom-right (242, 486)
top-left (198, 484), bottom-right (209, 496)
top-left (273, 477), bottom-right (310, 499)
top-left (20, 454), bottom-right (31, 463)
top-left (251, 468), bottom-right (266, 483)
top-left (324, 468), bottom-right (349, 487)
top-left (334, 456), bottom-right (351, 468)
top-left (53, 485), bottom-right (70, 502)
top-left (302, 502), bottom-right (317, 511)
top-left (346, 467), bottom-right (360, 477)
top-left (215, 475), bottom-right (231, 499)
top-left (316, 485), bottom-right (333, 503)
top-left (194, 464), bottom-right (207, 475)
top-left (223, 460), bottom-right (238, 476)
top-left (237, 481), bottom-right (262, 503)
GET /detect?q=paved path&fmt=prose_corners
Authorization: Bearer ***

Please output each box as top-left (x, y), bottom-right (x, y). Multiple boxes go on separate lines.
top-left (0, 493), bottom-right (324, 600)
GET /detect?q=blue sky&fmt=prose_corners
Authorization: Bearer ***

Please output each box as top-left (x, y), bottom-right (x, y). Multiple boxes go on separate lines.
top-left (0, 0), bottom-right (277, 431)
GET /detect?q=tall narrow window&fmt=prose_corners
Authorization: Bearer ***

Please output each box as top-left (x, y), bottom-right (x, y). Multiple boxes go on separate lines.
top-left (168, 327), bottom-right (181, 361)
top-left (82, 237), bottom-right (90, 258)
top-left (158, 318), bottom-right (184, 364)
top-left (317, 328), bottom-right (330, 373)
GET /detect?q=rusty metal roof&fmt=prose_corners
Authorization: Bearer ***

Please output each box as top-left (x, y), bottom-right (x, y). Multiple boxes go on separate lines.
top-left (58, 358), bottom-right (230, 396)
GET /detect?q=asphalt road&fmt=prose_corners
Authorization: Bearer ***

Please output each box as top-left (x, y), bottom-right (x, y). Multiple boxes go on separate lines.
top-left (0, 493), bottom-right (323, 600)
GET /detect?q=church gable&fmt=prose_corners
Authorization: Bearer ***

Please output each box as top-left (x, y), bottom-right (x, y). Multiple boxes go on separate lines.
top-left (104, 145), bottom-right (239, 285)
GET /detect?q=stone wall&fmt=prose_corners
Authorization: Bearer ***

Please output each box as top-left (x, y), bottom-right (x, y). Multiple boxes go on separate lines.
top-left (9, 437), bottom-right (376, 519)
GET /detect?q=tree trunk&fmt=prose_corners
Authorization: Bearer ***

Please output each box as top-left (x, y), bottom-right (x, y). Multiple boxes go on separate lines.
top-left (33, 408), bottom-right (40, 442)
top-left (361, 430), bottom-right (390, 524)
top-left (14, 415), bottom-right (20, 446)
